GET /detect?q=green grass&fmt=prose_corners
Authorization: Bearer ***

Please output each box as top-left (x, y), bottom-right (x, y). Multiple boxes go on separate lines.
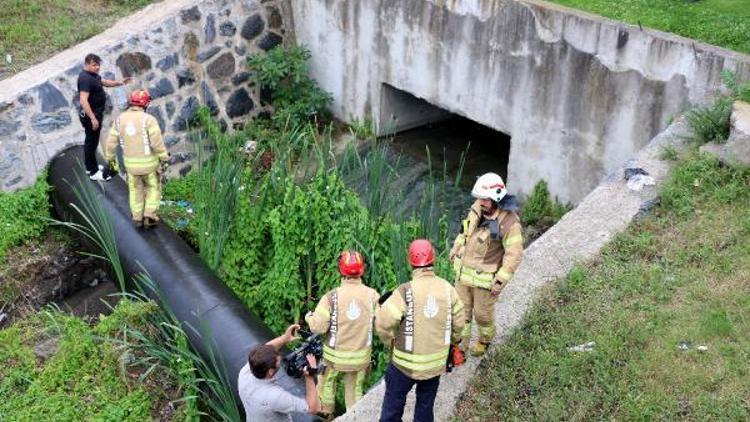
top-left (0, 0), bottom-right (152, 79)
top-left (0, 299), bottom-right (194, 420)
top-left (0, 173), bottom-right (50, 263)
top-left (456, 152), bottom-right (750, 420)
top-left (546, 0), bottom-right (750, 55)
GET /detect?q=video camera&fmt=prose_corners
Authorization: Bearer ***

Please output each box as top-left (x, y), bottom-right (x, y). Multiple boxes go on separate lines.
top-left (283, 330), bottom-right (324, 378)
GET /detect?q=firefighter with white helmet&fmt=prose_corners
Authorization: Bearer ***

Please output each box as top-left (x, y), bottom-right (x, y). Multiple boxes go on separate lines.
top-left (104, 89), bottom-right (170, 228)
top-left (376, 239), bottom-right (465, 422)
top-left (450, 172), bottom-right (524, 356)
top-left (305, 250), bottom-right (380, 416)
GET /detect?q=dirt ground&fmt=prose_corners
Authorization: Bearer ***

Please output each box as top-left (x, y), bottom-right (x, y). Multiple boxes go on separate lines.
top-left (0, 230), bottom-right (118, 328)
top-left (1, 230), bottom-right (187, 420)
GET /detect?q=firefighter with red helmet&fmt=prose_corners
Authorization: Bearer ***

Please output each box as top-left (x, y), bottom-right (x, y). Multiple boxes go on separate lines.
top-left (305, 250), bottom-right (380, 416)
top-left (376, 239), bottom-right (465, 422)
top-left (104, 89), bottom-right (170, 228)
top-left (450, 172), bottom-right (524, 356)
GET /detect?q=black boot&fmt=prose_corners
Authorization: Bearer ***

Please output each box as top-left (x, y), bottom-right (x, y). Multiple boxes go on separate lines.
top-left (134, 219), bottom-right (143, 229)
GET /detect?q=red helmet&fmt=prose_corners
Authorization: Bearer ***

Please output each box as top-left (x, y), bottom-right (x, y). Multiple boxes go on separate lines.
top-left (408, 239), bottom-right (435, 267)
top-left (129, 89), bottom-right (151, 108)
top-left (338, 250), bottom-right (365, 277)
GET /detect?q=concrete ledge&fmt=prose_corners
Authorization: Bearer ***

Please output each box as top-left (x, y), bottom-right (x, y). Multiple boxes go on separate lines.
top-left (337, 119), bottom-right (691, 421)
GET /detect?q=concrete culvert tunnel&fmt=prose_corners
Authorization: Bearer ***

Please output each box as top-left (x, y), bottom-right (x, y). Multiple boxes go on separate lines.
top-left (381, 84), bottom-right (512, 190)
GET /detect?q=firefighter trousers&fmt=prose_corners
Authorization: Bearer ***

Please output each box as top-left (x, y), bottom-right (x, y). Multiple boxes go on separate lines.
top-left (379, 364), bottom-right (440, 422)
top-left (127, 172), bottom-right (161, 222)
top-left (455, 282), bottom-right (497, 345)
top-left (317, 365), bottom-right (367, 414)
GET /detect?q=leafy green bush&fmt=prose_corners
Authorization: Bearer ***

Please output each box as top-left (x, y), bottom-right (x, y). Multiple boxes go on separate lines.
top-left (686, 96), bottom-right (733, 144)
top-left (0, 301), bottom-right (186, 420)
top-left (686, 70), bottom-right (750, 145)
top-left (248, 45), bottom-right (332, 128)
top-left (162, 170), bottom-right (198, 203)
top-left (0, 174), bottom-right (50, 262)
top-left (521, 180), bottom-right (570, 227)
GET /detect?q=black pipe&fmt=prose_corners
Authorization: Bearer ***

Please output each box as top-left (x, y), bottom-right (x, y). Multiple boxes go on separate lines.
top-left (48, 146), bottom-right (308, 419)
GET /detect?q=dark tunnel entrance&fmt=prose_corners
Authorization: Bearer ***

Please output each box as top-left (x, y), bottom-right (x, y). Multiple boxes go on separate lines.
top-left (379, 84), bottom-right (511, 190)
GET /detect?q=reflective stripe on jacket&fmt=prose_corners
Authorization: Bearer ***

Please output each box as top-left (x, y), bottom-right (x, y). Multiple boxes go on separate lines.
top-left (104, 107), bottom-right (169, 176)
top-left (306, 277), bottom-right (379, 371)
top-left (375, 268), bottom-right (465, 380)
top-left (451, 200), bottom-right (524, 288)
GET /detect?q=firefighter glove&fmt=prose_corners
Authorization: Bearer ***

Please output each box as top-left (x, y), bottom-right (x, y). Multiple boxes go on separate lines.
top-left (158, 160), bottom-right (169, 175)
top-left (490, 280), bottom-right (505, 296)
top-left (108, 159), bottom-right (119, 174)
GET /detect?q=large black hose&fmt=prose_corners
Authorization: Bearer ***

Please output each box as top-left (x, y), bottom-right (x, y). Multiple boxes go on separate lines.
top-left (48, 146), bottom-right (308, 418)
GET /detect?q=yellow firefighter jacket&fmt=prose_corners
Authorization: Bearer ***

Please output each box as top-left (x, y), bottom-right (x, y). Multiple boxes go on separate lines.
top-left (450, 200), bottom-right (524, 289)
top-left (306, 277), bottom-right (380, 372)
top-left (375, 268), bottom-right (465, 380)
top-left (104, 107), bottom-right (169, 176)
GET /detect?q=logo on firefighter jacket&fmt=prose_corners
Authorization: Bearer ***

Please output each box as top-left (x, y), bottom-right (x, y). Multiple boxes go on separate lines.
top-left (423, 295), bottom-right (439, 318)
top-left (346, 300), bottom-right (362, 321)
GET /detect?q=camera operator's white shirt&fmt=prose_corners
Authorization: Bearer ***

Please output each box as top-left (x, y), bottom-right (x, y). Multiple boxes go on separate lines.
top-left (238, 363), bottom-right (309, 422)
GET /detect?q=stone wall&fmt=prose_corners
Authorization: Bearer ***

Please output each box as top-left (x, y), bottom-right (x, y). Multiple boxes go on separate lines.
top-left (291, 0), bottom-right (750, 203)
top-left (0, 0), bottom-right (288, 191)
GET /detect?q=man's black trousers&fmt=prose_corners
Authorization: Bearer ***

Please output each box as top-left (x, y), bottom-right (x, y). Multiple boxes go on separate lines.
top-left (379, 363), bottom-right (441, 422)
top-left (80, 112), bottom-right (104, 175)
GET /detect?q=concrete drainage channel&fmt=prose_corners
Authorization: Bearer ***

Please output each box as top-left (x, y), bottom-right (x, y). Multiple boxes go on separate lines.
top-left (337, 120), bottom-right (690, 421)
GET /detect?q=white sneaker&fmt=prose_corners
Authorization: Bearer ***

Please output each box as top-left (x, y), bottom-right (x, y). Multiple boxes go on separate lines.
top-left (89, 170), bottom-right (112, 181)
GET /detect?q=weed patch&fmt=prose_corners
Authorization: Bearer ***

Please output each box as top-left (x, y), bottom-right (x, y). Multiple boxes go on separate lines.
top-left (686, 71), bottom-right (750, 145)
top-left (0, 300), bottom-right (193, 420)
top-left (0, 174), bottom-right (50, 262)
top-left (521, 180), bottom-right (570, 226)
top-left (521, 180), bottom-right (571, 244)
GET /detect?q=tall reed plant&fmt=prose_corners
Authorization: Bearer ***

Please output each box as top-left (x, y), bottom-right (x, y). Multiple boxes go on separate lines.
top-left (124, 273), bottom-right (241, 421)
top-left (54, 162), bottom-right (125, 290)
top-left (56, 167), bottom-right (240, 420)
top-left (194, 108), bottom-right (244, 271)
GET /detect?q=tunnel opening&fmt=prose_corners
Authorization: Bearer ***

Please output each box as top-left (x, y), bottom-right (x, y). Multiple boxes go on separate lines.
top-left (379, 84), bottom-right (511, 190)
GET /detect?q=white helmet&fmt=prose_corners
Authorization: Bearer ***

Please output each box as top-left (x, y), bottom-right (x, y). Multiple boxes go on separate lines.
top-left (471, 172), bottom-right (507, 203)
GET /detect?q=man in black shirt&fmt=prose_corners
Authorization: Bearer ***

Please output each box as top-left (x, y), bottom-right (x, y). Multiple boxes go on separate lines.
top-left (77, 53), bottom-right (131, 181)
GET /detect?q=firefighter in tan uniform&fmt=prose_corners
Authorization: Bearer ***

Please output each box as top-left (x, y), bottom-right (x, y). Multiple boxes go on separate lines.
top-left (450, 172), bottom-right (524, 357)
top-left (376, 239), bottom-right (465, 422)
top-left (305, 250), bottom-right (380, 416)
top-left (104, 90), bottom-right (170, 228)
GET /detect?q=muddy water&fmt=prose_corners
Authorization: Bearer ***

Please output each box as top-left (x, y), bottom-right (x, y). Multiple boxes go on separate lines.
top-left (388, 115), bottom-right (511, 190)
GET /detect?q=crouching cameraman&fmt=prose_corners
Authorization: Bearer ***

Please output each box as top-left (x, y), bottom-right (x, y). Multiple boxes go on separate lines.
top-left (238, 324), bottom-right (321, 421)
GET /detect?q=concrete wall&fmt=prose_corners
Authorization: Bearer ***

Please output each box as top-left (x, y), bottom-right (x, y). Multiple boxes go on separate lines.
top-left (290, 0), bottom-right (750, 203)
top-left (0, 0), bottom-right (288, 191)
